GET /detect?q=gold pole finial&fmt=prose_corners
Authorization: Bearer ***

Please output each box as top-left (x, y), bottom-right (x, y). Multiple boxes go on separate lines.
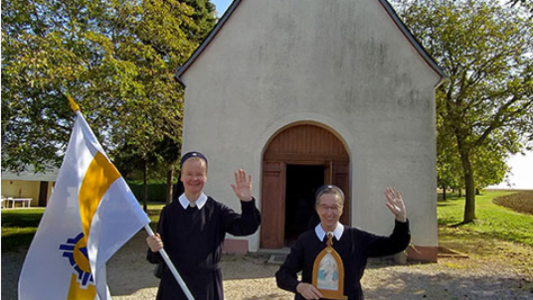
top-left (67, 95), bottom-right (80, 112)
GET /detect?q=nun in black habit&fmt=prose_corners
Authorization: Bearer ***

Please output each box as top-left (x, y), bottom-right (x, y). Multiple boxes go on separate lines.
top-left (146, 151), bottom-right (261, 300)
top-left (276, 185), bottom-right (410, 300)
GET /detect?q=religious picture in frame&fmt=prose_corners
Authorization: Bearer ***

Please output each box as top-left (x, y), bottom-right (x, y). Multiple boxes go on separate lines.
top-left (312, 233), bottom-right (347, 300)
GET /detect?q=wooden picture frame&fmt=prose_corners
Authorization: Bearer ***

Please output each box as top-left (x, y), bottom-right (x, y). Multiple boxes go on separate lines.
top-left (312, 235), bottom-right (347, 300)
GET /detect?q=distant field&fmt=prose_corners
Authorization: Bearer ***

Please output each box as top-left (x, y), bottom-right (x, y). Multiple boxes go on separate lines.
top-left (493, 191), bottom-right (533, 215)
top-left (438, 190), bottom-right (533, 246)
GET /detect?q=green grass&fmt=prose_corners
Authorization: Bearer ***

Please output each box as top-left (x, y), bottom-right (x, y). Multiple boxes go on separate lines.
top-left (146, 203), bottom-right (165, 224)
top-left (438, 190), bottom-right (533, 246)
top-left (2, 192), bottom-right (532, 253)
top-left (1, 208), bottom-right (45, 251)
top-left (1, 202), bottom-right (165, 252)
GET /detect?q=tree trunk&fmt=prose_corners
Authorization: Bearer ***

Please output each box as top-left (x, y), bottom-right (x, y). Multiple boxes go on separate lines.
top-left (463, 173), bottom-right (476, 223)
top-left (143, 160), bottom-right (148, 212)
top-left (166, 164), bottom-right (174, 205)
top-left (459, 151), bottom-right (476, 223)
top-left (443, 187), bottom-right (447, 200)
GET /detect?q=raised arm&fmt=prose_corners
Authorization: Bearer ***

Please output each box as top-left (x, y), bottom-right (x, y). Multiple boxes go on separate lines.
top-left (364, 188), bottom-right (410, 257)
top-left (230, 169), bottom-right (252, 201)
top-left (384, 187), bottom-right (407, 222)
top-left (224, 169), bottom-right (261, 235)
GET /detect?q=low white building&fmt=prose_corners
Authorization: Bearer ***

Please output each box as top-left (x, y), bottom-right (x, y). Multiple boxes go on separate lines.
top-left (177, 0), bottom-right (446, 261)
top-left (1, 167), bottom-right (57, 207)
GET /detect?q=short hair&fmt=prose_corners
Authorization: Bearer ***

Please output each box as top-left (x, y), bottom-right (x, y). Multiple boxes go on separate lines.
top-left (315, 184), bottom-right (345, 207)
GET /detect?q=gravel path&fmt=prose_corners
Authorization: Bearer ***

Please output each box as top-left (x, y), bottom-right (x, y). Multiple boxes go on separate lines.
top-left (3, 232), bottom-right (533, 300)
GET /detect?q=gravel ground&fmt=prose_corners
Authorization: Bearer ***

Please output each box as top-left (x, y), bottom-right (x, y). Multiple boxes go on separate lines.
top-left (3, 231), bottom-right (533, 300)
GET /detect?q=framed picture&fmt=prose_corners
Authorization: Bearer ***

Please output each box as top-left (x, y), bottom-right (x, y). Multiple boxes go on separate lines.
top-left (312, 235), bottom-right (347, 300)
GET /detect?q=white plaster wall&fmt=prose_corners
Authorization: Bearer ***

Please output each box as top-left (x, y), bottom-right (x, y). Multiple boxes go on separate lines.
top-left (181, 0), bottom-right (441, 251)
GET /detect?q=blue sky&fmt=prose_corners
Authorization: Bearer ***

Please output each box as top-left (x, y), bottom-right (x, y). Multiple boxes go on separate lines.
top-left (212, 0), bottom-right (232, 16)
top-left (208, 0), bottom-right (532, 190)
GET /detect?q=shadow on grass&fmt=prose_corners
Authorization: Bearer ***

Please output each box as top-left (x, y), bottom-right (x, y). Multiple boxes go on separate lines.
top-left (437, 218), bottom-right (461, 225)
top-left (449, 221), bottom-right (470, 227)
top-left (437, 202), bottom-right (460, 207)
top-left (1, 211), bottom-right (43, 228)
top-left (1, 210), bottom-right (44, 252)
top-left (1, 232), bottom-right (36, 252)
top-left (437, 193), bottom-right (462, 201)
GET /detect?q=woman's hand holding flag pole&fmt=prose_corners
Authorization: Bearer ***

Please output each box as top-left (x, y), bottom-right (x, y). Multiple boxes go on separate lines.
top-left (144, 225), bottom-right (195, 300)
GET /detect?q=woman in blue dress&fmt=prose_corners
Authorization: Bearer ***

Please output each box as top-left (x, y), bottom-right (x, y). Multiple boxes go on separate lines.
top-left (147, 151), bottom-right (261, 300)
top-left (276, 185), bottom-right (410, 300)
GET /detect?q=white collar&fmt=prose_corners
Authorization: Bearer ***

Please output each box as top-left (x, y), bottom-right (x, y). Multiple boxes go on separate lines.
top-left (315, 222), bottom-right (344, 242)
top-left (178, 193), bottom-right (208, 209)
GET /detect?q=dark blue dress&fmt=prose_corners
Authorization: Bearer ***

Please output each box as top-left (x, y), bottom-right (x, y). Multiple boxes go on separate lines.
top-left (147, 197), bottom-right (261, 300)
top-left (276, 220), bottom-right (410, 300)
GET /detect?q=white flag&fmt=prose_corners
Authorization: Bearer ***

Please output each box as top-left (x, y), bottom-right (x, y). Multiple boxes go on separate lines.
top-left (18, 111), bottom-right (151, 300)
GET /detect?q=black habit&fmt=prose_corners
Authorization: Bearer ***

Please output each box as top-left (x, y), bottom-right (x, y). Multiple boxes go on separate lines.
top-left (276, 220), bottom-right (410, 300)
top-left (147, 197), bottom-right (261, 300)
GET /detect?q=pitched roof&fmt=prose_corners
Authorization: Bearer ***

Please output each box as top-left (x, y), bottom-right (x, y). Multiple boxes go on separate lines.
top-left (176, 0), bottom-right (446, 84)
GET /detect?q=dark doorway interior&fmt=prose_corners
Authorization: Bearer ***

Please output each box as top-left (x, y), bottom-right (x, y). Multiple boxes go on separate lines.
top-left (284, 164), bottom-right (324, 246)
top-left (39, 181), bottom-right (49, 207)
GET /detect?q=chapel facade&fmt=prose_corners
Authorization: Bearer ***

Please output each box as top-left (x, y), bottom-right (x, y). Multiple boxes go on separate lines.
top-left (177, 0), bottom-right (446, 261)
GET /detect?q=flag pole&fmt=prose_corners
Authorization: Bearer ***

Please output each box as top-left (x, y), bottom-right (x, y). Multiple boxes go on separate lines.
top-left (144, 225), bottom-right (195, 300)
top-left (66, 95), bottom-right (195, 300)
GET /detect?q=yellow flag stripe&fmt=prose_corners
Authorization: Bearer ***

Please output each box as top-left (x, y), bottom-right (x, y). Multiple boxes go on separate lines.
top-left (67, 274), bottom-right (97, 300)
top-left (79, 151), bottom-right (121, 242)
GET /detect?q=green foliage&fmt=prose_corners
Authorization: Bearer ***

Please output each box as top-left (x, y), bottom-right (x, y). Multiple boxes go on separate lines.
top-left (436, 97), bottom-right (463, 190)
top-left (1, 0), bottom-right (215, 177)
top-left (393, 0), bottom-right (533, 222)
top-left (471, 142), bottom-right (509, 188)
top-left (181, 0), bottom-right (217, 42)
top-left (438, 190), bottom-right (533, 246)
top-left (128, 182), bottom-right (169, 202)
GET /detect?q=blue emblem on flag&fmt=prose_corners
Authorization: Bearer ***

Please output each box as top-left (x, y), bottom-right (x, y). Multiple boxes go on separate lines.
top-left (59, 233), bottom-right (94, 287)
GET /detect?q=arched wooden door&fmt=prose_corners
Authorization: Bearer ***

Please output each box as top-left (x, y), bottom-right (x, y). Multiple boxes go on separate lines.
top-left (260, 124), bottom-right (350, 249)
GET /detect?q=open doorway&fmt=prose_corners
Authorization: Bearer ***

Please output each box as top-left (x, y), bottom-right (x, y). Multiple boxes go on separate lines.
top-left (284, 164), bottom-right (324, 246)
top-left (260, 123), bottom-right (350, 249)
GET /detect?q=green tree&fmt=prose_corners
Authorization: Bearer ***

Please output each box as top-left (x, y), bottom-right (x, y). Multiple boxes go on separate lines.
top-left (129, 0), bottom-right (215, 205)
top-left (436, 91), bottom-right (463, 199)
top-left (152, 137), bottom-right (182, 204)
top-left (181, 0), bottom-right (217, 41)
top-left (471, 141), bottom-right (510, 191)
top-left (2, 0), bottom-right (215, 206)
top-left (393, 0), bottom-right (533, 223)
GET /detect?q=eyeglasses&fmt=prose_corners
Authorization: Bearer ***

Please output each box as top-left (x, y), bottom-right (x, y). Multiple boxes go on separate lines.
top-left (318, 205), bottom-right (342, 212)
